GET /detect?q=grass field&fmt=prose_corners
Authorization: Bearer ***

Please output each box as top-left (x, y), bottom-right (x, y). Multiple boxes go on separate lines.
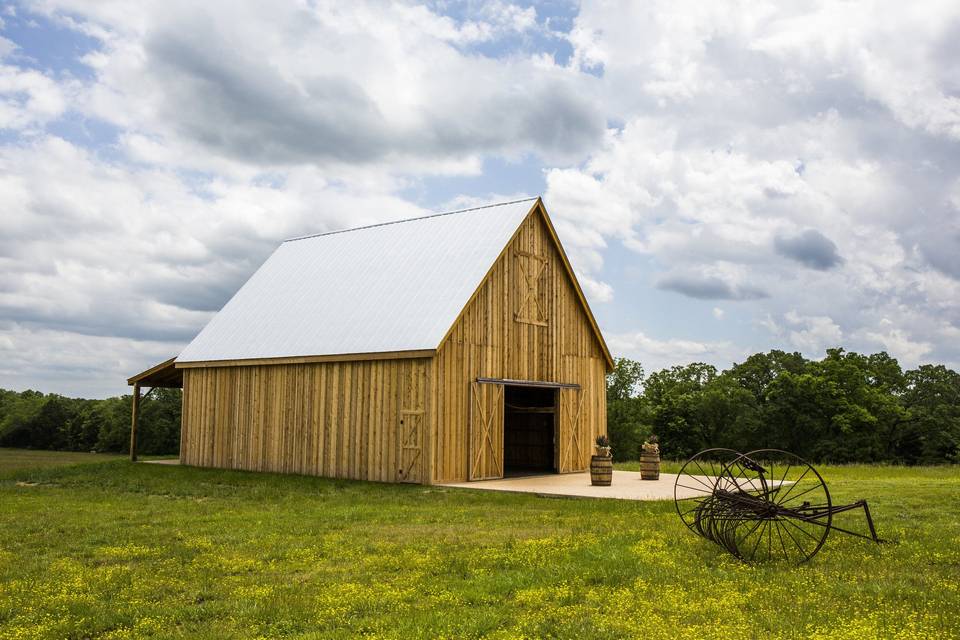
top-left (0, 449), bottom-right (957, 639)
top-left (0, 449), bottom-right (125, 475)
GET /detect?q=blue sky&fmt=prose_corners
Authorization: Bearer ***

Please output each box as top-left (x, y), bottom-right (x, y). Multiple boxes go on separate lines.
top-left (2, 1), bottom-right (960, 397)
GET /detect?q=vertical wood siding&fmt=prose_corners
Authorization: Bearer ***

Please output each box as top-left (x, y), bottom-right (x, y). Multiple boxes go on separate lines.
top-left (468, 381), bottom-right (505, 480)
top-left (179, 205), bottom-right (608, 485)
top-left (180, 358), bottom-right (431, 483)
top-left (432, 209), bottom-right (608, 483)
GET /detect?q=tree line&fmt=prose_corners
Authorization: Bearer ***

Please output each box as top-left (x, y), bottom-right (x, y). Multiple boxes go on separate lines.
top-left (2, 347), bottom-right (958, 465)
top-left (607, 349), bottom-right (960, 465)
top-left (0, 388), bottom-right (181, 455)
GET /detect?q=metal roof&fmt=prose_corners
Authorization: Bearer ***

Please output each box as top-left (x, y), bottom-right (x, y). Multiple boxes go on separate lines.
top-left (177, 198), bottom-right (540, 363)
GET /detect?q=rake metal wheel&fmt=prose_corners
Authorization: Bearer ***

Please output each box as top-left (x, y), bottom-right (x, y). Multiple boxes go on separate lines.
top-left (714, 450), bottom-right (832, 564)
top-left (675, 447), bottom-right (882, 564)
top-left (674, 448), bottom-right (740, 533)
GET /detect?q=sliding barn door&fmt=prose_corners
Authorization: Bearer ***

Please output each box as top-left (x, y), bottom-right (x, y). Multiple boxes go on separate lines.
top-left (397, 361), bottom-right (425, 483)
top-left (559, 387), bottom-right (587, 472)
top-left (469, 382), bottom-right (504, 480)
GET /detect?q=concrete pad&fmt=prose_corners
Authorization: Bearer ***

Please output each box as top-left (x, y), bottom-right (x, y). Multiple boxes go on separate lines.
top-left (141, 458), bottom-right (180, 465)
top-left (441, 470), bottom-right (717, 501)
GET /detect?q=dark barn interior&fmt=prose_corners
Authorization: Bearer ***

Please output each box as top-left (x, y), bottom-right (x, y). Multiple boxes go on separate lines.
top-left (503, 385), bottom-right (557, 475)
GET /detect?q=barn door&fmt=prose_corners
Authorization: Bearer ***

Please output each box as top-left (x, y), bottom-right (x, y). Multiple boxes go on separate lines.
top-left (398, 410), bottom-right (423, 483)
top-left (397, 362), bottom-right (425, 483)
top-left (469, 382), bottom-right (504, 480)
top-left (559, 387), bottom-right (587, 472)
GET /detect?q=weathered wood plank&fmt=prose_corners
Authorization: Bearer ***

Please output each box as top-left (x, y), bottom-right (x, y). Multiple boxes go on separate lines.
top-left (180, 357), bottom-right (431, 483)
top-left (432, 207), bottom-right (608, 483)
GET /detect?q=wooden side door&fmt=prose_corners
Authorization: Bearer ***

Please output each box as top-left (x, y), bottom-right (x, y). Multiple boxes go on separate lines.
top-left (397, 361), bottom-right (425, 483)
top-left (559, 387), bottom-right (587, 472)
top-left (468, 382), bottom-right (504, 480)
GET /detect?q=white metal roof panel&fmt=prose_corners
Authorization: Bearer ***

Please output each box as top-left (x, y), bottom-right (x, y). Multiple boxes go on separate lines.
top-left (177, 198), bottom-right (538, 363)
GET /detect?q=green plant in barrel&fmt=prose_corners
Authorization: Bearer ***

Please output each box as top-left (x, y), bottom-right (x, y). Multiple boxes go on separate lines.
top-left (595, 434), bottom-right (611, 457)
top-left (640, 434), bottom-right (660, 481)
top-left (591, 435), bottom-right (613, 486)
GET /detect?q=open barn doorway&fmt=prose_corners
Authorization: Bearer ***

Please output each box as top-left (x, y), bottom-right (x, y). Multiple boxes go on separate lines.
top-left (503, 385), bottom-right (558, 476)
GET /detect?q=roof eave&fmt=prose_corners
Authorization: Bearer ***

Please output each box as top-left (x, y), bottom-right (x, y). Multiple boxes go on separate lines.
top-left (127, 357), bottom-right (182, 387)
top-left (174, 348), bottom-right (437, 369)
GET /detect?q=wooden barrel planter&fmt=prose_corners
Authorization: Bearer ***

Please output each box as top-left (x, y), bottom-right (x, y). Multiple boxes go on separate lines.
top-left (590, 455), bottom-right (613, 486)
top-left (639, 448), bottom-right (660, 481)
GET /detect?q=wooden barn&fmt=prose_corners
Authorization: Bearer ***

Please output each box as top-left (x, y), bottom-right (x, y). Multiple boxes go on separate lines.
top-left (129, 197), bottom-right (613, 484)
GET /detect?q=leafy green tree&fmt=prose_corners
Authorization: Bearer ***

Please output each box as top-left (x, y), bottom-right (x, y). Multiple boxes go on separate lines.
top-left (0, 386), bottom-right (181, 455)
top-left (0, 395), bottom-right (75, 450)
top-left (59, 399), bottom-right (101, 451)
top-left (607, 358), bottom-right (644, 402)
top-left (694, 374), bottom-right (762, 453)
top-left (93, 396), bottom-right (132, 453)
top-left (763, 370), bottom-right (833, 458)
top-left (728, 350), bottom-right (807, 405)
top-left (643, 363), bottom-right (720, 459)
top-left (137, 389), bottom-right (182, 455)
top-left (762, 349), bottom-right (908, 462)
top-left (0, 389), bottom-right (45, 445)
top-left (605, 358), bottom-right (645, 461)
top-left (902, 365), bottom-right (960, 463)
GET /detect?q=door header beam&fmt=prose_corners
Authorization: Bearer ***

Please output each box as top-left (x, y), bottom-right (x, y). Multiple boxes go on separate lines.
top-left (475, 377), bottom-right (580, 390)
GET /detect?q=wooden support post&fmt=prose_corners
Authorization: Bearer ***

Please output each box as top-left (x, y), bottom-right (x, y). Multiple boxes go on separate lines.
top-left (130, 382), bottom-right (140, 462)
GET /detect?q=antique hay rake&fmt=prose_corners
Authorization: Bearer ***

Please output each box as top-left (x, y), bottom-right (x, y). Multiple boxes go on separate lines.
top-left (674, 448), bottom-right (881, 563)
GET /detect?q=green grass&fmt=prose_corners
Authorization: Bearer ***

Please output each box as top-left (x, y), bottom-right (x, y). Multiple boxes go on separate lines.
top-left (0, 451), bottom-right (957, 639)
top-left (0, 448), bottom-right (125, 476)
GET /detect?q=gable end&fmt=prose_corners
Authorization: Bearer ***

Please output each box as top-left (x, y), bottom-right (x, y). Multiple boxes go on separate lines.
top-left (437, 197), bottom-right (614, 371)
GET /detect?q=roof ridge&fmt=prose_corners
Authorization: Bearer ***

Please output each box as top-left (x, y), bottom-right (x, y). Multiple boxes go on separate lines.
top-left (284, 196), bottom-right (539, 243)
